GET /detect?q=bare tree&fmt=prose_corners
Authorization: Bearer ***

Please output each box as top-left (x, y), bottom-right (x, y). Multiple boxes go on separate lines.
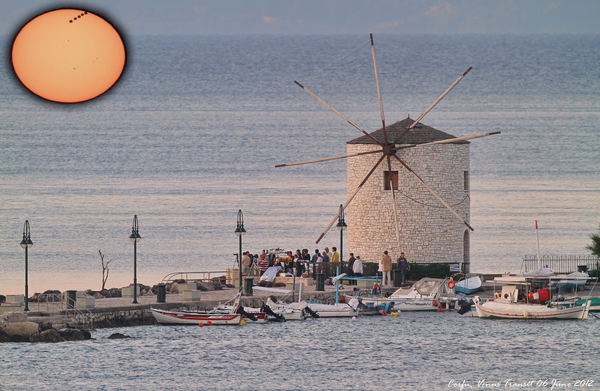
top-left (99, 250), bottom-right (114, 291)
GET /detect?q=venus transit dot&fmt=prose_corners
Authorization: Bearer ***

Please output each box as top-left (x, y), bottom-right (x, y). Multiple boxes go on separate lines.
top-left (11, 8), bottom-right (126, 103)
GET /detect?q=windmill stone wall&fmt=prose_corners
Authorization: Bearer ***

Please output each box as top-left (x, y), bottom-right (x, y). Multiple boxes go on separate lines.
top-left (346, 118), bottom-right (470, 268)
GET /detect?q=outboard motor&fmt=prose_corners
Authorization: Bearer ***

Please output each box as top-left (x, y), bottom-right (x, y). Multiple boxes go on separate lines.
top-left (457, 299), bottom-right (472, 315)
top-left (260, 303), bottom-right (284, 321)
top-left (236, 305), bottom-right (258, 322)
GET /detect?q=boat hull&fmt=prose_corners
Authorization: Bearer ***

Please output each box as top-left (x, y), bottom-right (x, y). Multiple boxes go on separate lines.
top-left (151, 308), bottom-right (242, 325)
top-left (473, 298), bottom-right (590, 320)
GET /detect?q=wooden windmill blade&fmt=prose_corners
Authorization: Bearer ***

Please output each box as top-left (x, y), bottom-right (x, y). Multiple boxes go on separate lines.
top-left (316, 154), bottom-right (386, 244)
top-left (392, 154), bottom-right (474, 231)
top-left (294, 81), bottom-right (383, 146)
top-left (370, 33), bottom-right (402, 251)
top-left (393, 131), bottom-right (502, 151)
top-left (275, 149), bottom-right (382, 168)
top-left (391, 67), bottom-right (472, 146)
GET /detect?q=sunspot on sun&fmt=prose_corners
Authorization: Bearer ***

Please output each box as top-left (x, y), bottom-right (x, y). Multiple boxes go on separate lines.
top-left (11, 8), bottom-right (126, 103)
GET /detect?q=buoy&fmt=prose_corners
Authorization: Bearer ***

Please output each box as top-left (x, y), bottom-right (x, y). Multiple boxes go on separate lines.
top-left (352, 316), bottom-right (357, 320)
top-left (198, 322), bottom-right (204, 327)
top-left (504, 293), bottom-right (509, 299)
top-left (340, 295), bottom-right (345, 303)
top-left (447, 280), bottom-right (455, 289)
top-left (523, 310), bottom-right (529, 319)
top-left (206, 321), bottom-right (213, 326)
top-left (528, 292), bottom-right (534, 300)
top-left (391, 312), bottom-right (399, 317)
top-left (433, 300), bottom-right (438, 307)
top-left (240, 320), bottom-right (247, 326)
top-left (381, 311), bottom-right (387, 316)
top-left (494, 292), bottom-right (500, 299)
top-left (437, 307), bottom-right (444, 312)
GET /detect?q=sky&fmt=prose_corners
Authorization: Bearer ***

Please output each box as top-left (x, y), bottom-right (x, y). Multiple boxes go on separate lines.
top-left (2, 0), bottom-right (600, 37)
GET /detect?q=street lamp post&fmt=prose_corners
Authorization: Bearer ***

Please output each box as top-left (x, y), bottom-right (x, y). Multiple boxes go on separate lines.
top-left (20, 220), bottom-right (33, 312)
top-left (234, 210), bottom-right (246, 294)
top-left (336, 204), bottom-right (347, 274)
top-left (129, 215), bottom-right (142, 304)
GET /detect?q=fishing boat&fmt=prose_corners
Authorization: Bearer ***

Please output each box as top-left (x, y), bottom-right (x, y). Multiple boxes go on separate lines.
top-left (151, 308), bottom-right (243, 325)
top-left (151, 293), bottom-right (260, 325)
top-left (454, 275), bottom-right (482, 294)
top-left (472, 276), bottom-right (591, 320)
top-left (576, 297), bottom-right (600, 312)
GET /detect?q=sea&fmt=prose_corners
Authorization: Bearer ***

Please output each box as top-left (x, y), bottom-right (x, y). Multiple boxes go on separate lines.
top-left (0, 34), bottom-right (599, 390)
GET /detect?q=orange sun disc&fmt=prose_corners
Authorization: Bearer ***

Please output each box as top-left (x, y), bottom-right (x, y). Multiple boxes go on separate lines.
top-left (11, 9), bottom-right (126, 103)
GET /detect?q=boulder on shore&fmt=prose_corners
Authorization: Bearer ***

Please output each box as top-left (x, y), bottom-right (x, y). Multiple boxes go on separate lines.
top-left (57, 328), bottom-right (85, 341)
top-left (30, 329), bottom-right (63, 343)
top-left (3, 321), bottom-right (40, 341)
top-left (108, 333), bottom-right (130, 339)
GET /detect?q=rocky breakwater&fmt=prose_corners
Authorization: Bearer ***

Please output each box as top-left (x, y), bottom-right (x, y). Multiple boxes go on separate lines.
top-left (0, 312), bottom-right (91, 343)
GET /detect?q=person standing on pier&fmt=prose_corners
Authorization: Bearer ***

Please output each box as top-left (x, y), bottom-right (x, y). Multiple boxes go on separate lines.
top-left (353, 256), bottom-right (363, 278)
top-left (242, 251), bottom-right (252, 277)
top-left (381, 251), bottom-right (392, 287)
top-left (322, 249), bottom-right (330, 276)
top-left (397, 252), bottom-right (407, 285)
top-left (331, 247), bottom-right (339, 276)
top-left (258, 251), bottom-right (269, 276)
top-left (312, 249), bottom-right (320, 275)
top-left (347, 253), bottom-right (356, 285)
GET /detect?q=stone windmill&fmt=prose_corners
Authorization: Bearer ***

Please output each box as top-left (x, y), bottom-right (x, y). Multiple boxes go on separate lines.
top-left (277, 34), bottom-right (499, 267)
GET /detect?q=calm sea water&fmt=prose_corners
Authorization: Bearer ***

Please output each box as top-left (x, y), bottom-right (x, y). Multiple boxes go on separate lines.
top-left (1, 314), bottom-right (599, 390)
top-left (1, 35), bottom-right (599, 295)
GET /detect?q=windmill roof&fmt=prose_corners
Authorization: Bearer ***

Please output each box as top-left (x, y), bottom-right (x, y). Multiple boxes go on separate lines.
top-left (346, 117), bottom-right (469, 145)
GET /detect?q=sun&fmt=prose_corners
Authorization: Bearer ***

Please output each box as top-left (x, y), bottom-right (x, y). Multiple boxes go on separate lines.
top-left (11, 9), bottom-right (126, 103)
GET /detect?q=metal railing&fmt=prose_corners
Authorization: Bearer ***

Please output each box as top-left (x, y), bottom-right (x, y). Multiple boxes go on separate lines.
top-left (160, 270), bottom-right (227, 285)
top-left (522, 255), bottom-right (600, 274)
top-left (31, 293), bottom-right (96, 329)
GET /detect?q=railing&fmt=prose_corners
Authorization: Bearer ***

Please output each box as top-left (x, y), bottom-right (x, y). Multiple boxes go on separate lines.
top-left (521, 255), bottom-right (600, 274)
top-left (160, 270), bottom-right (227, 285)
top-left (32, 293), bottom-right (97, 329)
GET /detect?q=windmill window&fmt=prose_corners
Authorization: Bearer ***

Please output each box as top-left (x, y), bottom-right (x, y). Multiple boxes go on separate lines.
top-left (464, 171), bottom-right (469, 191)
top-left (384, 171), bottom-right (398, 191)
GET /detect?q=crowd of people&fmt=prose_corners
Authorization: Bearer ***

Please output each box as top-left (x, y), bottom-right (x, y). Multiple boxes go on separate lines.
top-left (240, 248), bottom-right (408, 286)
top-left (239, 246), bottom-right (365, 279)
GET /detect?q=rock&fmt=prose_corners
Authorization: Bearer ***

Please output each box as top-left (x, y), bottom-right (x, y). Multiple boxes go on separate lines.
top-left (57, 328), bottom-right (85, 341)
top-left (5, 312), bottom-right (28, 323)
top-left (52, 323), bottom-right (67, 330)
top-left (169, 283), bottom-right (179, 294)
top-left (0, 294), bottom-right (5, 303)
top-left (30, 329), bottom-right (63, 343)
top-left (0, 330), bottom-right (12, 342)
top-left (81, 330), bottom-right (92, 340)
top-left (108, 288), bottom-right (122, 298)
top-left (197, 282), bottom-right (213, 292)
top-left (93, 292), bottom-right (105, 299)
top-left (3, 321), bottom-right (40, 339)
top-left (108, 333), bottom-right (130, 339)
top-left (100, 289), bottom-right (112, 298)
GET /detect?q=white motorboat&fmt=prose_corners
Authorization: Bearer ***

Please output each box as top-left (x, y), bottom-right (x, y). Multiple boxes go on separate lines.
top-left (362, 278), bottom-right (457, 312)
top-left (472, 276), bottom-right (591, 320)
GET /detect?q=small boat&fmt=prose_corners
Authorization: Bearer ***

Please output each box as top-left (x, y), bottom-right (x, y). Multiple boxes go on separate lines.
top-left (552, 272), bottom-right (589, 292)
top-left (454, 275), bottom-right (482, 294)
top-left (151, 308), bottom-right (243, 325)
top-left (215, 297), bottom-right (309, 322)
top-left (472, 276), bottom-right (591, 320)
top-left (286, 296), bottom-right (381, 318)
top-left (151, 293), bottom-right (259, 325)
top-left (362, 278), bottom-right (457, 311)
top-left (576, 297), bottom-right (600, 312)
